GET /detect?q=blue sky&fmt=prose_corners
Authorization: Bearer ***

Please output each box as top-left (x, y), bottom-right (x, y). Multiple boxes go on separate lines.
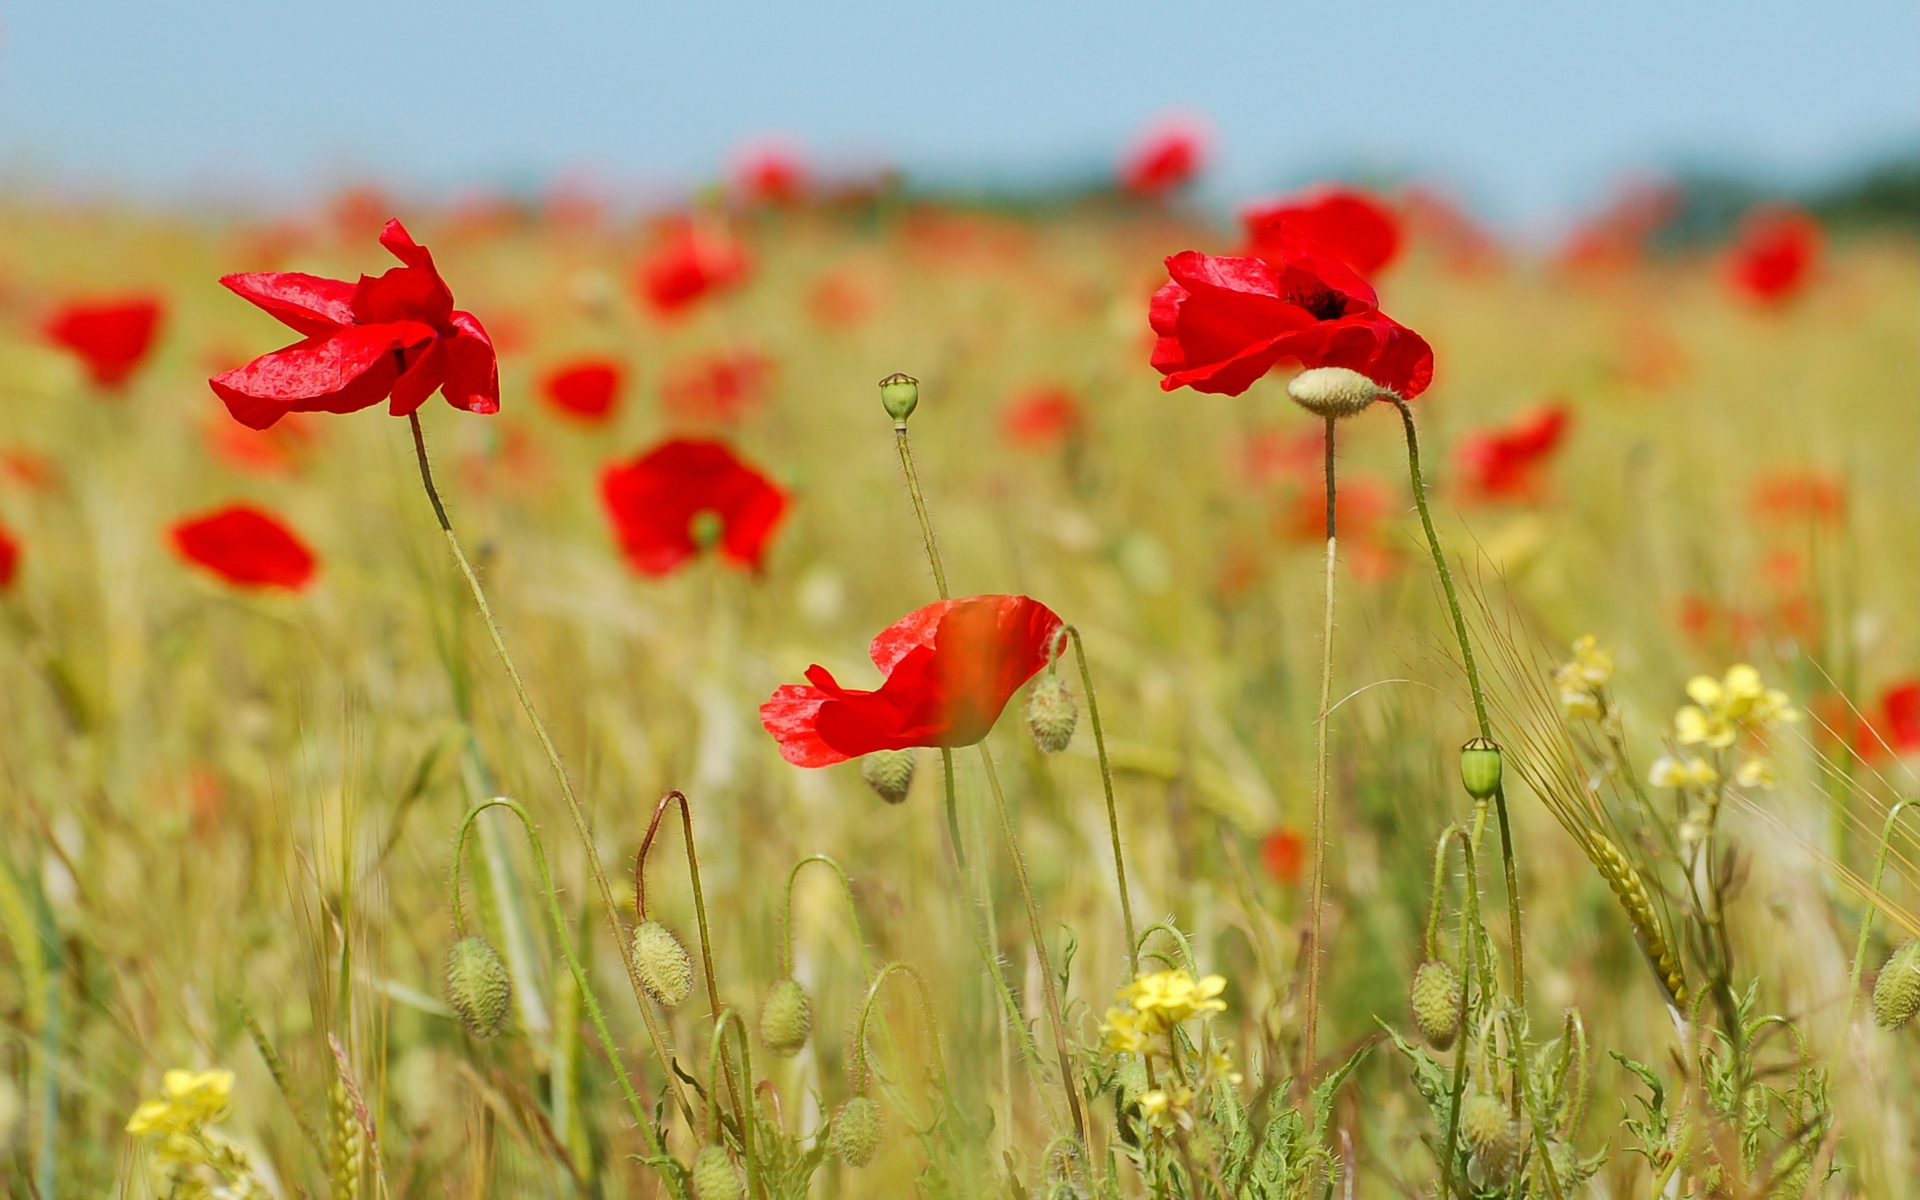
top-left (1, 1), bottom-right (1912, 231)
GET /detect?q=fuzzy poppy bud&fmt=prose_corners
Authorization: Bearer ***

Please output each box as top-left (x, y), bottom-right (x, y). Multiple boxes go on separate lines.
top-left (1286, 367), bottom-right (1384, 420)
top-left (632, 920), bottom-right (695, 1008)
top-left (1873, 939), bottom-right (1920, 1030)
top-left (1026, 673), bottom-right (1078, 753)
top-left (759, 977), bottom-right (813, 1056)
top-left (879, 372), bottom-right (919, 423)
top-left (444, 937), bottom-right (512, 1039)
top-left (692, 1144), bottom-right (741, 1200)
top-left (1459, 738), bottom-right (1503, 800)
top-left (1410, 959), bottom-right (1463, 1050)
top-left (860, 749), bottom-right (916, 804)
top-left (1460, 1092), bottom-right (1519, 1184)
top-left (832, 1095), bottom-right (885, 1167)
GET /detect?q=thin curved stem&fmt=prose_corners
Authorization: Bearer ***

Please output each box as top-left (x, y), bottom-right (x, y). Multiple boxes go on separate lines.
top-left (705, 1010), bottom-right (759, 1199)
top-left (409, 413), bottom-right (695, 1125)
top-left (895, 424), bottom-right (949, 600)
top-left (1305, 415), bottom-right (1338, 1084)
top-left (779, 854), bottom-right (873, 981)
top-left (451, 799), bottom-right (665, 1159)
top-left (637, 791), bottom-right (722, 1016)
top-left (1843, 801), bottom-right (1916, 1032)
top-left (853, 962), bottom-right (952, 1105)
top-left (1061, 625), bottom-right (1137, 976)
top-left (1436, 812), bottom-right (1484, 1200)
top-left (1385, 396), bottom-right (1524, 1008)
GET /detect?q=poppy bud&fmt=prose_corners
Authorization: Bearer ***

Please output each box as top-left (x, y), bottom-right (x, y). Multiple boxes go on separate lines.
top-left (1286, 367), bottom-right (1384, 420)
top-left (444, 937), bottom-right (512, 1039)
top-left (860, 749), bottom-right (916, 804)
top-left (688, 508), bottom-right (724, 551)
top-left (1459, 738), bottom-right (1503, 800)
top-left (1460, 1092), bottom-right (1519, 1184)
top-left (1026, 673), bottom-right (1078, 753)
top-left (632, 920), bottom-right (695, 1008)
top-left (759, 977), bottom-right (813, 1056)
top-left (692, 1144), bottom-right (741, 1200)
top-left (1409, 959), bottom-right (1463, 1050)
top-left (1873, 939), bottom-right (1920, 1030)
top-left (832, 1095), bottom-right (885, 1167)
top-left (878, 372), bottom-right (919, 423)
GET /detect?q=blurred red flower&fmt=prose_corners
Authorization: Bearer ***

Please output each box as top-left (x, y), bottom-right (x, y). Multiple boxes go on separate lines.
top-left (635, 221), bottom-right (750, 315)
top-left (1456, 404), bottom-right (1572, 502)
top-left (1557, 178), bottom-right (1681, 273)
top-left (807, 272), bottom-right (873, 329)
top-left (1260, 827), bottom-right (1305, 885)
top-left (1283, 475), bottom-right (1392, 545)
top-left (1880, 682), bottom-right (1920, 755)
top-left (1751, 470), bottom-right (1844, 525)
top-left (661, 350), bottom-right (771, 423)
top-left (0, 524), bottom-right (20, 588)
top-left (45, 296), bottom-right (164, 389)
top-left (1727, 208), bottom-right (1820, 304)
top-left (1002, 386), bottom-right (1083, 450)
top-left (733, 142), bottom-right (807, 206)
top-left (541, 358), bottom-right (625, 421)
top-left (1243, 187), bottom-right (1402, 278)
top-left (1239, 425), bottom-right (1325, 487)
top-left (760, 594), bottom-right (1062, 767)
top-left (170, 505), bottom-right (317, 591)
top-left (1149, 237), bottom-right (1433, 399)
top-left (209, 219), bottom-right (499, 430)
top-left (1118, 117), bottom-right (1206, 197)
top-left (206, 412), bottom-right (314, 476)
top-left (601, 439), bottom-right (786, 576)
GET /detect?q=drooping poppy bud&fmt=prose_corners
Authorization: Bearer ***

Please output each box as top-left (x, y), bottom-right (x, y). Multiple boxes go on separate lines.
top-left (444, 937), bottom-right (512, 1039)
top-left (832, 1095), bottom-right (885, 1167)
top-left (1874, 939), bottom-right (1920, 1031)
top-left (1287, 366), bottom-right (1384, 420)
top-left (692, 1144), bottom-right (741, 1200)
top-left (860, 749), bottom-right (916, 804)
top-left (759, 977), bottom-right (813, 1057)
top-left (1409, 959), bottom-right (1463, 1050)
top-left (1026, 674), bottom-right (1078, 753)
top-left (632, 920), bottom-right (695, 1008)
top-left (1461, 1092), bottom-right (1519, 1184)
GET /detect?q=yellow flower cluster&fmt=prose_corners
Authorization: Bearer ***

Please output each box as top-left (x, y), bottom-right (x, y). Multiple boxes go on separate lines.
top-left (126, 1069), bottom-right (235, 1139)
top-left (126, 1068), bottom-right (269, 1199)
top-left (1552, 635), bottom-right (1614, 721)
top-left (1651, 664), bottom-right (1798, 791)
top-left (1101, 970), bottom-right (1227, 1053)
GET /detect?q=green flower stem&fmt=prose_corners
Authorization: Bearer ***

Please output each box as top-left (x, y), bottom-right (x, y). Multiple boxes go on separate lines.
top-left (778, 854), bottom-right (873, 981)
top-left (1304, 414), bottom-right (1338, 1084)
top-left (853, 962), bottom-right (951, 1104)
top-left (895, 423), bottom-right (950, 600)
top-left (1435, 813), bottom-right (1483, 1200)
top-left (1062, 624), bottom-right (1137, 976)
top-left (637, 790), bottom-right (722, 1016)
top-left (1843, 801), bottom-right (1916, 1033)
top-left (705, 1010), bottom-right (759, 1200)
top-left (1385, 396), bottom-right (1525, 1008)
top-left (451, 799), bottom-right (667, 1162)
top-left (409, 413), bottom-right (697, 1129)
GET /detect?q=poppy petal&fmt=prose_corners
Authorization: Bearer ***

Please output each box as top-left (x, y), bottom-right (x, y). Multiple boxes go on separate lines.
top-left (219, 272), bottom-right (356, 336)
top-left (170, 504), bottom-right (317, 590)
top-left (388, 337), bottom-right (450, 417)
top-left (208, 323), bottom-right (426, 429)
top-left (759, 685), bottom-right (846, 767)
top-left (442, 313), bottom-right (501, 415)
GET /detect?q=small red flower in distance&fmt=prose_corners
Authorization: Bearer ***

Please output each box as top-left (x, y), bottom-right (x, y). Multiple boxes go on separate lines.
top-left (1260, 827), bottom-right (1305, 885)
top-left (1243, 187), bottom-right (1402, 278)
top-left (170, 505), bottom-right (317, 591)
top-left (1727, 208), bottom-right (1820, 304)
top-left (209, 219), bottom-right (499, 430)
top-left (1751, 469), bottom-right (1845, 525)
top-left (0, 524), bottom-right (20, 588)
top-left (1118, 116), bottom-right (1207, 197)
top-left (601, 439), bottom-right (786, 577)
top-left (661, 350), bottom-right (772, 423)
top-left (635, 220), bottom-right (751, 316)
top-left (733, 141), bottom-right (807, 206)
top-left (1456, 404), bottom-right (1572, 502)
top-left (1002, 386), bottom-right (1083, 450)
top-left (541, 358), bottom-right (625, 421)
top-left (206, 412), bottom-right (315, 477)
top-left (1150, 232), bottom-right (1434, 399)
top-left (1283, 474), bottom-right (1392, 545)
top-left (761, 594), bottom-right (1062, 767)
top-left (45, 296), bottom-right (164, 389)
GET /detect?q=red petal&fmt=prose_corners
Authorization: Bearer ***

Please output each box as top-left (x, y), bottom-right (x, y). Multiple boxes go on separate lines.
top-left (170, 504), bottom-right (317, 590)
top-left (219, 272), bottom-right (355, 336)
top-left (387, 337), bottom-right (449, 417)
top-left (207, 323), bottom-right (427, 429)
top-left (759, 685), bottom-right (847, 767)
top-left (600, 439), bottom-right (784, 576)
top-left (442, 312), bottom-right (500, 415)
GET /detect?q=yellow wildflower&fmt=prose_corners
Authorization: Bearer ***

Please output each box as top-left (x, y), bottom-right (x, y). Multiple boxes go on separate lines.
top-left (1137, 1083), bottom-right (1195, 1130)
top-left (1552, 635), bottom-right (1613, 720)
top-left (1118, 969), bottom-right (1227, 1027)
top-left (1650, 754), bottom-right (1719, 789)
top-left (1734, 757), bottom-right (1778, 789)
top-left (1208, 1048), bottom-right (1245, 1086)
top-left (1099, 1006), bottom-right (1151, 1054)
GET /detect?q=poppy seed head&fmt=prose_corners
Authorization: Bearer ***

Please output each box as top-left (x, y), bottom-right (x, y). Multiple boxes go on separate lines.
top-left (1287, 367), bottom-right (1384, 419)
top-left (879, 372), bottom-right (919, 422)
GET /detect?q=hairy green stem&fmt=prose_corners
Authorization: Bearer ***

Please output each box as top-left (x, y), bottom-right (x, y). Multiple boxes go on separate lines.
top-left (637, 790), bottom-right (722, 1016)
top-left (1437, 812), bottom-right (1484, 1200)
top-left (778, 854), bottom-right (873, 980)
top-left (853, 962), bottom-right (951, 1104)
top-left (1305, 414), bottom-right (1338, 1084)
top-left (1060, 625), bottom-right (1137, 976)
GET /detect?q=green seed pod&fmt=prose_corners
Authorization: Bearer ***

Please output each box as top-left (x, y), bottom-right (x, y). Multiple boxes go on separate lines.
top-left (691, 1144), bottom-right (741, 1200)
top-left (1460, 737), bottom-right (1503, 800)
top-left (444, 937), bottom-right (512, 1039)
top-left (1872, 938), bottom-right (1920, 1030)
top-left (1410, 959), bottom-right (1463, 1050)
top-left (759, 977), bottom-right (813, 1057)
top-left (1771, 1147), bottom-right (1812, 1199)
top-left (1026, 673), bottom-right (1078, 753)
top-left (832, 1094), bottom-right (885, 1167)
top-left (632, 920), bottom-right (695, 1009)
top-left (860, 749), bottom-right (916, 805)
top-left (1286, 366), bottom-right (1383, 419)
top-left (1461, 1091), bottom-right (1518, 1183)
top-left (878, 372), bottom-right (919, 423)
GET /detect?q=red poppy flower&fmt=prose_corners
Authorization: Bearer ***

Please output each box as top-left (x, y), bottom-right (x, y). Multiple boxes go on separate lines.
top-left (45, 296), bottom-right (164, 389)
top-left (1149, 239), bottom-right (1434, 399)
top-left (601, 439), bottom-right (786, 576)
top-left (635, 221), bottom-right (751, 315)
top-left (1243, 187), bottom-right (1402, 278)
top-left (733, 142), bottom-right (807, 206)
top-left (1727, 208), bottom-right (1820, 304)
top-left (661, 349), bottom-right (771, 423)
top-left (209, 220), bottom-right (499, 431)
top-left (1751, 470), bottom-right (1844, 525)
top-left (1002, 386), bottom-right (1083, 450)
top-left (542, 358), bottom-right (624, 421)
top-left (1119, 117), bottom-right (1207, 197)
top-left (1880, 681), bottom-right (1920, 755)
top-left (760, 594), bottom-right (1062, 767)
top-left (1456, 404), bottom-right (1572, 502)
top-left (170, 505), bottom-right (317, 591)
top-left (1260, 827), bottom-right (1305, 885)
top-left (0, 524), bottom-right (20, 588)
